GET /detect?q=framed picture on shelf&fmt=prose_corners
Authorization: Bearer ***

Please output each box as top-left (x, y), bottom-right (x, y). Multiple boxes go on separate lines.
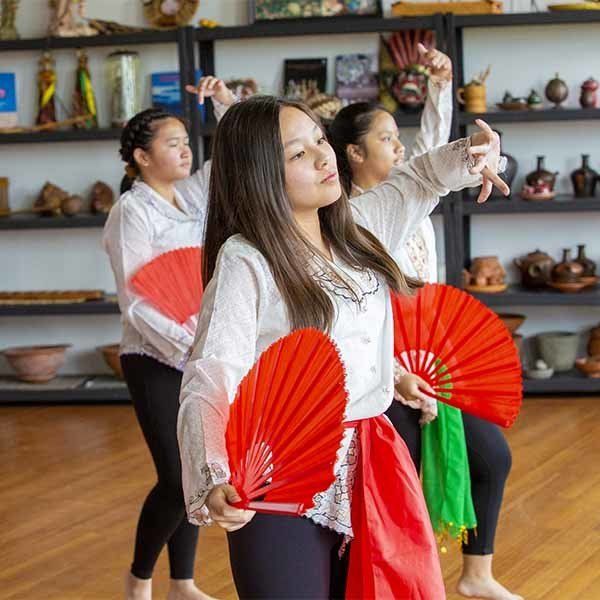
top-left (250, 1), bottom-right (382, 22)
top-left (284, 58), bottom-right (327, 99)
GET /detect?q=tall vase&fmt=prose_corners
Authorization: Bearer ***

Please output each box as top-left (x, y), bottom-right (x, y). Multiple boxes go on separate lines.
top-left (571, 154), bottom-right (598, 198)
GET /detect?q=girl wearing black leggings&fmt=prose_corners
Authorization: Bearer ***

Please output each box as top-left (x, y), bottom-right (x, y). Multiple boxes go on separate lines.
top-left (103, 78), bottom-right (236, 600)
top-left (329, 44), bottom-right (521, 600)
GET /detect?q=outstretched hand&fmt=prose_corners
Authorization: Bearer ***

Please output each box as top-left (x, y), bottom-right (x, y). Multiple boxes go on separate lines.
top-left (468, 119), bottom-right (510, 203)
top-left (185, 75), bottom-right (236, 107)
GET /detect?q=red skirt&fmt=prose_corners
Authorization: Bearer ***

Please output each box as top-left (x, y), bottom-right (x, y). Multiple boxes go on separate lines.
top-left (345, 415), bottom-right (446, 599)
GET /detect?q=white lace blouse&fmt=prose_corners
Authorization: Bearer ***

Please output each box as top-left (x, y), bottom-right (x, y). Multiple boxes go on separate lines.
top-left (177, 137), bottom-right (482, 533)
top-left (102, 100), bottom-right (228, 370)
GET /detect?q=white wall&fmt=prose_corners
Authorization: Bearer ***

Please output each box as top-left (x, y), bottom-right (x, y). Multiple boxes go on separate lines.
top-left (1, 1), bottom-right (599, 374)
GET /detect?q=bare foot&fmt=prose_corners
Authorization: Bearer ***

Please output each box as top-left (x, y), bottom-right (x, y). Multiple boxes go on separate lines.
top-left (125, 571), bottom-right (152, 600)
top-left (457, 575), bottom-right (523, 600)
top-left (167, 579), bottom-right (218, 600)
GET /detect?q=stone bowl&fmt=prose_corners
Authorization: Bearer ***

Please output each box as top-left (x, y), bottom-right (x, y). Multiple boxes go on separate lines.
top-left (97, 344), bottom-right (124, 379)
top-left (2, 344), bottom-right (70, 383)
top-left (537, 331), bottom-right (579, 372)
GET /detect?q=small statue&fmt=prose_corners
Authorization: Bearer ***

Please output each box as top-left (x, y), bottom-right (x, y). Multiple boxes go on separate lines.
top-left (90, 181), bottom-right (114, 214)
top-left (36, 52), bottom-right (58, 126)
top-left (35, 182), bottom-right (70, 215)
top-left (72, 49), bottom-right (98, 128)
top-left (0, 0), bottom-right (20, 40)
top-left (48, 0), bottom-right (96, 37)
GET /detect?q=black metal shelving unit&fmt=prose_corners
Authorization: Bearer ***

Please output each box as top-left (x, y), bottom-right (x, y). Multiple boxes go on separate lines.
top-left (2, 13), bottom-right (600, 399)
top-left (445, 11), bottom-right (600, 395)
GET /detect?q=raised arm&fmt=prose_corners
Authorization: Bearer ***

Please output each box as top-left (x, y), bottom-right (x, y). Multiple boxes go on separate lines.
top-left (351, 121), bottom-right (507, 257)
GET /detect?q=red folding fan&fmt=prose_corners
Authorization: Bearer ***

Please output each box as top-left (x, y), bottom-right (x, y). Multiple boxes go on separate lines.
top-left (130, 246), bottom-right (203, 324)
top-left (226, 328), bottom-right (348, 516)
top-left (391, 283), bottom-right (522, 428)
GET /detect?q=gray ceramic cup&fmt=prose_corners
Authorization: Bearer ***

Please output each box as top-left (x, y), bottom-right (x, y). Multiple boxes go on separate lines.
top-left (536, 332), bottom-right (579, 372)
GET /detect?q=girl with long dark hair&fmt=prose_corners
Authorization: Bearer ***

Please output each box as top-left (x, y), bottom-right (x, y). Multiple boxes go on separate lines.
top-left (177, 92), bottom-right (508, 598)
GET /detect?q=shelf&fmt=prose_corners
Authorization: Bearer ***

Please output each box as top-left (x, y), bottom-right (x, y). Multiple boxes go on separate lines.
top-left (0, 375), bottom-right (129, 403)
top-left (0, 300), bottom-right (120, 316)
top-left (462, 194), bottom-right (600, 215)
top-left (0, 128), bottom-right (123, 144)
top-left (523, 369), bottom-right (600, 394)
top-left (454, 11), bottom-right (600, 28)
top-left (0, 213), bottom-right (108, 230)
top-left (0, 30), bottom-right (178, 52)
top-left (469, 284), bottom-right (600, 306)
top-left (458, 108), bottom-right (600, 126)
top-left (195, 15), bottom-right (437, 41)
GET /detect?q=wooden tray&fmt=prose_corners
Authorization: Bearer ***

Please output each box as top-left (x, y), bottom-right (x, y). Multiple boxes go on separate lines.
top-left (392, 0), bottom-right (503, 16)
top-left (465, 283), bottom-right (508, 294)
top-left (0, 290), bottom-right (104, 304)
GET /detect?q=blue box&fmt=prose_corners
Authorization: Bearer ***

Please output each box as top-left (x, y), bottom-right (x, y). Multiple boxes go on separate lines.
top-left (0, 73), bottom-right (17, 127)
top-left (151, 70), bottom-right (205, 122)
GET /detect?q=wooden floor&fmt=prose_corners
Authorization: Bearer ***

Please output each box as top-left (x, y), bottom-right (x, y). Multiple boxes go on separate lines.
top-left (1, 397), bottom-right (600, 600)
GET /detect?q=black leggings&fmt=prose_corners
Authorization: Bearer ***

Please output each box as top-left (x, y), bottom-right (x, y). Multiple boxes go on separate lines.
top-left (227, 514), bottom-right (348, 599)
top-left (121, 353), bottom-right (199, 580)
top-left (385, 403), bottom-right (512, 555)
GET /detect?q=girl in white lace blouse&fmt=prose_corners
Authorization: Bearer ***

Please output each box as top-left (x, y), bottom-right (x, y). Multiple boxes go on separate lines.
top-left (177, 93), bottom-right (508, 598)
top-left (102, 78), bottom-right (235, 600)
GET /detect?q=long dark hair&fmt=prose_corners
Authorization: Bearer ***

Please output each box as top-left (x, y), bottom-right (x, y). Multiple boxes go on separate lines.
top-left (118, 108), bottom-right (186, 193)
top-left (328, 102), bottom-right (385, 195)
top-left (204, 95), bottom-right (419, 332)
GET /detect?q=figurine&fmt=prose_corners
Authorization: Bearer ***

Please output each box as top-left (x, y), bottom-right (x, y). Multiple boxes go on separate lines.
top-left (527, 89), bottom-right (543, 110)
top-left (0, 0), bottom-right (19, 40)
top-left (48, 0), bottom-right (96, 37)
top-left (580, 77), bottom-right (599, 109)
top-left (36, 52), bottom-right (58, 126)
top-left (72, 49), bottom-right (98, 128)
top-left (90, 181), bottom-right (114, 214)
top-left (463, 256), bottom-right (506, 288)
top-left (545, 73), bottom-right (568, 108)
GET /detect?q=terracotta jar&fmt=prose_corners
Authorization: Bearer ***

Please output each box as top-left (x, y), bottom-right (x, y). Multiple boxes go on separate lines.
top-left (571, 155), bottom-right (597, 198)
top-left (456, 83), bottom-right (487, 113)
top-left (587, 324), bottom-right (600, 357)
top-left (580, 77), bottom-right (599, 109)
top-left (575, 244), bottom-right (596, 277)
top-left (469, 256), bottom-right (506, 286)
top-left (526, 156), bottom-right (558, 190)
top-left (552, 248), bottom-right (584, 283)
top-left (514, 249), bottom-right (555, 289)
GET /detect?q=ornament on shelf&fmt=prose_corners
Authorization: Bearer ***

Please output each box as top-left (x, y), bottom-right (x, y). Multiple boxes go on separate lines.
top-left (463, 256), bottom-right (507, 293)
top-left (491, 130), bottom-right (517, 197)
top-left (570, 154), bottom-right (598, 198)
top-left (0, 0), bottom-right (19, 40)
top-left (90, 181), bottom-right (114, 214)
top-left (382, 29), bottom-right (436, 114)
top-left (457, 66), bottom-right (490, 114)
top-left (521, 156), bottom-right (558, 201)
top-left (527, 89), bottom-right (543, 110)
top-left (544, 73), bottom-right (568, 108)
top-left (36, 52), bottom-right (58, 126)
top-left (72, 49), bottom-right (98, 129)
top-left (580, 77), bottom-right (599, 109)
top-left (514, 249), bottom-right (555, 289)
top-left (48, 0), bottom-right (97, 37)
top-left (106, 50), bottom-right (141, 127)
top-left (142, 0), bottom-right (199, 29)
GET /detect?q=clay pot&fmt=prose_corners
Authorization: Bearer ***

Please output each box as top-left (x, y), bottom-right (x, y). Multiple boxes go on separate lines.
top-left (545, 73), bottom-right (568, 108)
top-left (526, 156), bottom-right (558, 190)
top-left (552, 248), bottom-right (584, 283)
top-left (457, 82), bottom-right (487, 113)
top-left (491, 130), bottom-right (517, 198)
top-left (497, 313), bottom-right (526, 335)
top-left (2, 344), bottom-right (70, 383)
top-left (587, 324), bottom-right (600, 357)
top-left (61, 195), bottom-right (83, 216)
top-left (514, 249), bottom-right (555, 289)
top-left (575, 357), bottom-right (600, 378)
top-left (97, 344), bottom-right (124, 379)
top-left (571, 155), bottom-right (597, 198)
top-left (537, 332), bottom-right (579, 372)
top-left (574, 244), bottom-right (596, 278)
top-left (469, 256), bottom-right (506, 287)
top-left (580, 77), bottom-right (599, 109)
